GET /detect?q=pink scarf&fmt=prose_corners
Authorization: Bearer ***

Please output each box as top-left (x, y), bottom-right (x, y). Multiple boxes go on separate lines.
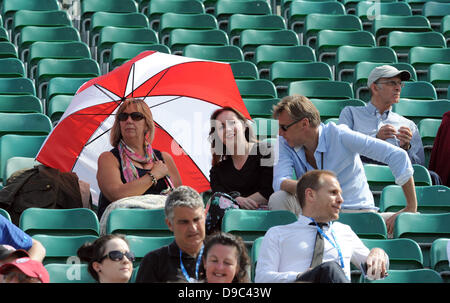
top-left (118, 135), bottom-right (154, 183)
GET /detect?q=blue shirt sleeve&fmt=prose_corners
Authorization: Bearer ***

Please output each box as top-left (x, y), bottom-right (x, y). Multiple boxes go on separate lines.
top-left (0, 216), bottom-right (33, 250)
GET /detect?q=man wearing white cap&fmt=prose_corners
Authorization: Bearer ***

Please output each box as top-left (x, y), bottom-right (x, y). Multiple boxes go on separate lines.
top-left (339, 65), bottom-right (425, 166)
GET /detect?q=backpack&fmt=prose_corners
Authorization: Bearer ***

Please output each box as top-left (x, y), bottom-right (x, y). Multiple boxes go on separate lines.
top-left (0, 165), bottom-right (85, 225)
top-left (205, 191), bottom-right (240, 235)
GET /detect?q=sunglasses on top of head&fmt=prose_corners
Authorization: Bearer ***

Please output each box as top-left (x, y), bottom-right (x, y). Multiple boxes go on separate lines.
top-left (98, 250), bottom-right (135, 262)
top-left (117, 112), bottom-right (144, 122)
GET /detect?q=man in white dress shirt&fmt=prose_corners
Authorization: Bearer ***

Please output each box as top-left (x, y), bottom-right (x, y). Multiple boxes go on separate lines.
top-left (256, 170), bottom-right (389, 283)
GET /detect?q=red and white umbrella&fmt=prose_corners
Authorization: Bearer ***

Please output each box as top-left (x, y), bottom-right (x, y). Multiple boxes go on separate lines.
top-left (36, 51), bottom-right (249, 205)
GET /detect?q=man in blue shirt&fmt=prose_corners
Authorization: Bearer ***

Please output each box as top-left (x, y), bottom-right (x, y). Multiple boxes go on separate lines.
top-left (268, 95), bottom-right (418, 234)
top-left (0, 216), bottom-right (46, 262)
top-left (339, 65), bottom-right (424, 165)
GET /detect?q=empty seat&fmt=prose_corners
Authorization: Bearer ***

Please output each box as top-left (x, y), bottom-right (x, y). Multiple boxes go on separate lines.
top-left (244, 98), bottom-right (279, 119)
top-left (45, 264), bottom-right (95, 283)
top-left (0, 112), bottom-right (52, 138)
top-left (270, 62), bottom-right (333, 98)
top-left (392, 99), bottom-right (449, 123)
top-left (0, 95), bottom-right (42, 114)
top-left (184, 45), bottom-right (242, 62)
top-left (254, 45), bottom-right (315, 80)
top-left (0, 41), bottom-right (18, 59)
top-left (19, 208), bottom-right (100, 236)
top-left (428, 63), bottom-right (450, 99)
top-left (0, 77), bottom-right (35, 96)
top-left (380, 185), bottom-right (450, 214)
top-left (304, 14), bottom-right (362, 48)
top-left (228, 14), bottom-right (286, 46)
top-left (215, 0), bottom-right (271, 31)
top-left (148, 0), bottom-right (205, 31)
top-left (423, 1), bottom-right (450, 31)
top-left (45, 77), bottom-right (93, 104)
top-left (310, 98), bottom-right (366, 121)
top-left (236, 79), bottom-right (277, 99)
top-left (361, 238), bottom-right (423, 270)
top-left (1, 0), bottom-right (60, 30)
top-left (288, 80), bottom-right (354, 100)
top-left (105, 208), bottom-right (171, 237)
top-left (360, 268), bottom-right (443, 283)
top-left (356, 1), bottom-right (412, 31)
top-left (387, 31), bottom-right (446, 62)
top-left (399, 81), bottom-right (438, 100)
top-left (229, 61), bottom-right (258, 80)
top-left (337, 212), bottom-right (387, 239)
top-left (159, 13), bottom-right (217, 46)
top-left (372, 15), bottom-right (432, 46)
top-left (110, 43), bottom-right (170, 70)
top-left (442, 15), bottom-right (450, 47)
top-left (239, 29), bottom-right (299, 61)
top-left (430, 238), bottom-right (450, 282)
top-left (418, 118), bottom-right (442, 166)
top-left (335, 45), bottom-right (398, 82)
top-left (169, 29), bottom-right (228, 56)
top-left (0, 58), bottom-right (24, 78)
top-left (409, 47), bottom-right (450, 81)
top-left (47, 95), bottom-right (72, 125)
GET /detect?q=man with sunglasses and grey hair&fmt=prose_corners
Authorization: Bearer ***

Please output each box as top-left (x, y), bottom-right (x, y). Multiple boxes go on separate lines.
top-left (268, 94), bottom-right (417, 235)
top-left (135, 186), bottom-right (206, 283)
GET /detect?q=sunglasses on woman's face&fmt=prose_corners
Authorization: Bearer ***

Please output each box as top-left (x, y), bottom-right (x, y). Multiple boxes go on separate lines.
top-left (117, 112), bottom-right (144, 122)
top-left (99, 250), bottom-right (135, 262)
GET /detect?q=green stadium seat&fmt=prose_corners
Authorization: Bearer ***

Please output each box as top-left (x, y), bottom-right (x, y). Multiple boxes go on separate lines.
top-left (310, 98), bottom-right (366, 121)
top-left (337, 212), bottom-right (387, 239)
top-left (89, 12), bottom-right (149, 48)
top-left (169, 28), bottom-right (228, 56)
top-left (316, 30), bottom-right (376, 68)
top-left (229, 61), bottom-right (258, 80)
top-left (0, 208), bottom-right (11, 221)
top-left (236, 79), bottom-right (277, 99)
top-left (428, 63), bottom-right (450, 99)
top-left (244, 98), bottom-right (279, 119)
top-left (228, 14), bottom-right (286, 46)
top-left (360, 268), bottom-right (443, 283)
top-left (399, 81), bottom-right (438, 100)
top-left (47, 95), bottom-right (72, 125)
top-left (106, 208), bottom-right (171, 237)
top-left (0, 95), bottom-right (42, 113)
top-left (0, 0), bottom-right (59, 30)
top-left (409, 47), bottom-right (450, 81)
top-left (0, 58), bottom-right (24, 78)
top-left (126, 235), bottom-right (174, 266)
top-left (5, 156), bottom-right (38, 181)
top-left (442, 15), bottom-right (450, 47)
top-left (288, 80), bottom-right (354, 100)
top-left (27, 41), bottom-right (92, 80)
top-left (356, 1), bottom-right (412, 31)
top-left (387, 31), bottom-right (446, 62)
top-left (270, 62), bottom-right (333, 98)
top-left (32, 234), bottom-right (99, 265)
top-left (0, 134), bottom-right (46, 182)
top-left (380, 185), bottom-right (450, 214)
top-left (239, 29), bottom-right (299, 61)
top-left (45, 264), bottom-right (96, 283)
top-left (109, 43), bottom-right (170, 71)
top-left (430, 238), bottom-right (450, 282)
top-left (0, 112), bottom-right (52, 138)
top-left (215, 0), bottom-right (271, 31)
top-left (35, 58), bottom-right (100, 100)
top-left (148, 0), bottom-right (205, 31)
top-left (418, 118), bottom-right (441, 166)
top-left (353, 61), bottom-right (417, 102)
top-left (160, 13), bottom-right (217, 46)
top-left (361, 238), bottom-right (423, 270)
top-left (11, 10), bottom-right (73, 46)
top-left (183, 45), bottom-right (242, 62)
top-left (304, 14), bottom-right (362, 49)
top-left (394, 213), bottom-right (450, 267)
top-left (335, 46), bottom-right (397, 82)
top-left (392, 99), bottom-right (449, 124)
top-left (250, 118), bottom-right (279, 139)
top-left (250, 236), bottom-right (263, 282)
top-left (0, 42), bottom-right (18, 59)
top-left (288, 1), bottom-right (346, 36)
top-left (0, 77), bottom-right (35, 96)
top-left (254, 45), bottom-right (316, 80)
top-left (372, 15), bottom-right (432, 46)
top-left (19, 208), bottom-right (100, 237)
top-left (18, 26), bottom-right (81, 63)
top-left (80, 0), bottom-right (138, 42)
top-left (45, 77), bottom-right (92, 104)
top-left (97, 27), bottom-right (158, 72)
top-left (423, 1), bottom-right (450, 31)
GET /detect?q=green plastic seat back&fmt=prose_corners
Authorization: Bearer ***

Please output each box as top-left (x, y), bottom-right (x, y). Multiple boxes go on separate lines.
top-left (337, 212), bottom-right (387, 239)
top-left (360, 269), bottom-right (443, 283)
top-left (126, 235), bottom-right (174, 266)
top-left (289, 80), bottom-right (354, 100)
top-left (184, 45), bottom-right (243, 62)
top-left (310, 98), bottom-right (366, 121)
top-left (45, 263), bottom-right (96, 283)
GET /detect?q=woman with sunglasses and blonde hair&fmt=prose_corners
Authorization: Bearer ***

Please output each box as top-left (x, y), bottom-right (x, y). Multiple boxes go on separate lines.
top-left (96, 98), bottom-right (182, 220)
top-left (77, 234), bottom-right (135, 283)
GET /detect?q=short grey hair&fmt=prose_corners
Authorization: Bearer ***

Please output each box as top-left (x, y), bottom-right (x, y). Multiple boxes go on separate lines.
top-left (164, 186), bottom-right (204, 223)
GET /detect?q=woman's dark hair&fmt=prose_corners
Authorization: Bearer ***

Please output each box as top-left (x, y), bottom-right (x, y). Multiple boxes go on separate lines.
top-left (203, 232), bottom-right (251, 283)
top-left (77, 234), bottom-right (129, 282)
top-left (208, 106), bottom-right (256, 166)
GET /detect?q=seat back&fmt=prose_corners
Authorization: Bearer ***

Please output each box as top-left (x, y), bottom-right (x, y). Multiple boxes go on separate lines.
top-left (109, 43), bottom-right (170, 70)
top-left (0, 113), bottom-right (52, 138)
top-left (250, 236), bottom-right (263, 282)
top-left (0, 208), bottom-right (11, 221)
top-left (372, 15), bottom-right (432, 46)
top-left (184, 45), bottom-right (243, 62)
top-left (0, 58), bottom-right (24, 78)
top-left (423, 1), bottom-right (450, 30)
top-left (1, 0), bottom-right (59, 30)
top-left (244, 98), bottom-right (280, 119)
top-left (392, 99), bottom-right (449, 123)
top-left (106, 208), bottom-right (172, 237)
top-left (387, 31), bottom-right (446, 62)
top-left (215, 0), bottom-right (271, 31)
top-left (428, 63), bottom-right (450, 99)
top-left (228, 14), bottom-right (286, 46)
top-left (337, 212), bottom-right (387, 239)
top-left (126, 235), bottom-right (174, 266)
top-left (288, 80), bottom-right (354, 100)
top-left (356, 1), bottom-right (412, 30)
top-left (409, 47), bottom-right (450, 81)
top-left (0, 77), bottom-right (35, 96)
top-left (360, 268), bottom-right (443, 283)
top-left (19, 208), bottom-right (100, 237)
top-left (250, 118), bottom-right (279, 139)
top-left (169, 29), bottom-right (228, 55)
top-left (45, 263), bottom-right (96, 283)
top-left (149, 0), bottom-right (205, 31)
top-left (310, 98), bottom-right (366, 121)
top-left (430, 238), bottom-right (450, 275)
top-left (236, 79), bottom-right (278, 99)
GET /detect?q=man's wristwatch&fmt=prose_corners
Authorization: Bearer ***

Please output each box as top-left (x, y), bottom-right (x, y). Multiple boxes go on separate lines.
top-left (148, 172), bottom-right (157, 186)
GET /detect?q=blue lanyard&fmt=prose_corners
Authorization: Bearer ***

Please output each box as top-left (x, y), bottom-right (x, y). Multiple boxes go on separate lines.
top-left (179, 246), bottom-right (203, 283)
top-left (308, 218), bottom-right (344, 269)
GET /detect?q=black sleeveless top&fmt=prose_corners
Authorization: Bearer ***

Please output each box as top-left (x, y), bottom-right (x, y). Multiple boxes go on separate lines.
top-left (97, 147), bottom-right (169, 220)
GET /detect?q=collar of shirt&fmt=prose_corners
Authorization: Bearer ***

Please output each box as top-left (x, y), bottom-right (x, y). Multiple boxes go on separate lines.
top-left (367, 101), bottom-right (390, 120)
top-left (294, 123), bottom-right (327, 154)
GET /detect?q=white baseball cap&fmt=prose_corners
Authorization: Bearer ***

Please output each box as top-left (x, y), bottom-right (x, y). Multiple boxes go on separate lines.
top-left (367, 65), bottom-right (410, 87)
